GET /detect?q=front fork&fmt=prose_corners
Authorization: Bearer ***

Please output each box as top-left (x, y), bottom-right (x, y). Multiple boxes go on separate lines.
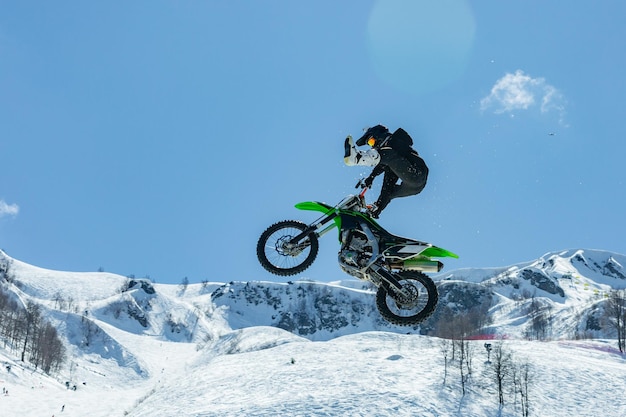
top-left (289, 211), bottom-right (339, 245)
top-left (289, 192), bottom-right (367, 245)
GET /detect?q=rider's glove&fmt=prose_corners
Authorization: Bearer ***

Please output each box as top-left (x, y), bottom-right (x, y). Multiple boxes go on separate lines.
top-left (355, 175), bottom-right (375, 189)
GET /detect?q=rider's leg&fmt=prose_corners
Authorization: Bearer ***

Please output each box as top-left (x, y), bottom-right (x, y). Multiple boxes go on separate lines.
top-left (371, 154), bottom-right (428, 216)
top-left (372, 170), bottom-right (398, 216)
top-left (387, 175), bottom-right (427, 200)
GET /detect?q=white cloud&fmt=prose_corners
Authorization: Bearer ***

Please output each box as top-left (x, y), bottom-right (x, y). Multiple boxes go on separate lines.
top-left (0, 200), bottom-right (19, 218)
top-left (481, 70), bottom-right (567, 124)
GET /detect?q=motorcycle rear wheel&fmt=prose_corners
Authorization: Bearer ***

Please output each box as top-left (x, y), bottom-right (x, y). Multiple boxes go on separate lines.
top-left (376, 271), bottom-right (438, 326)
top-left (257, 220), bottom-right (319, 276)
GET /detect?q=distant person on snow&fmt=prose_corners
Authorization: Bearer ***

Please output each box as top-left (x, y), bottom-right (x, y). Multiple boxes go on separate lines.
top-left (344, 124), bottom-right (428, 218)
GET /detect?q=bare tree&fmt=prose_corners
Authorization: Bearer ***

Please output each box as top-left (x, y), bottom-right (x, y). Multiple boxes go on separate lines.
top-left (439, 338), bottom-right (452, 385)
top-left (30, 321), bottom-right (65, 373)
top-left (0, 289), bottom-right (16, 336)
top-left (20, 302), bottom-right (42, 362)
top-left (65, 295), bottom-right (76, 313)
top-left (53, 292), bottom-right (67, 310)
top-left (513, 360), bottom-right (532, 417)
top-left (604, 289), bottom-right (626, 352)
top-left (2, 306), bottom-right (21, 348)
top-left (81, 314), bottom-right (101, 347)
top-left (179, 276), bottom-right (190, 295)
top-left (455, 337), bottom-right (470, 396)
top-left (0, 289), bottom-right (66, 375)
top-left (524, 295), bottom-right (553, 341)
top-left (0, 257), bottom-right (13, 283)
top-left (491, 341), bottom-right (512, 407)
top-left (430, 305), bottom-right (480, 396)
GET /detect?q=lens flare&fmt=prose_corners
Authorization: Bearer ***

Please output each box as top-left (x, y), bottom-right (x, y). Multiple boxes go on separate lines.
top-left (367, 0), bottom-right (476, 95)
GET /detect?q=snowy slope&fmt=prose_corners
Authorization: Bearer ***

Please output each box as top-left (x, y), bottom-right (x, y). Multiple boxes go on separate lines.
top-left (1, 249), bottom-right (626, 416)
top-left (3, 330), bottom-right (625, 417)
top-left (126, 332), bottom-right (626, 417)
top-left (434, 249), bottom-right (626, 339)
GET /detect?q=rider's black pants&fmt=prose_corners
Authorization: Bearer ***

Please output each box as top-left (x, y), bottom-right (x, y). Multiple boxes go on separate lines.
top-left (375, 150), bottom-right (428, 213)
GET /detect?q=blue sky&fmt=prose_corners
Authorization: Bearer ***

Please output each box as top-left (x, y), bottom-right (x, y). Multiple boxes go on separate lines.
top-left (2, 1), bottom-right (625, 285)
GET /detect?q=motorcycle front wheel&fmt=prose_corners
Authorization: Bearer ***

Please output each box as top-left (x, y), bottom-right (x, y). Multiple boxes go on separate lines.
top-left (256, 220), bottom-right (319, 276)
top-left (376, 271), bottom-right (438, 326)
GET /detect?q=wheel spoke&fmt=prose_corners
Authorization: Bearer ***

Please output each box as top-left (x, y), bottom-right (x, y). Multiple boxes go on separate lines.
top-left (256, 220), bottom-right (319, 276)
top-left (376, 271), bottom-right (438, 326)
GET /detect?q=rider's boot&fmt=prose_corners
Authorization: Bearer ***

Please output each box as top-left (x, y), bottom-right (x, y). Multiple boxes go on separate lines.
top-left (344, 135), bottom-right (355, 161)
top-left (344, 136), bottom-right (380, 167)
top-left (371, 193), bottom-right (392, 218)
top-left (366, 202), bottom-right (380, 218)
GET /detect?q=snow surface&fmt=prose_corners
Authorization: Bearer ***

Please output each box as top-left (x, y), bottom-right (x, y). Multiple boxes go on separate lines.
top-left (3, 331), bottom-right (626, 417)
top-left (1, 249), bottom-right (626, 416)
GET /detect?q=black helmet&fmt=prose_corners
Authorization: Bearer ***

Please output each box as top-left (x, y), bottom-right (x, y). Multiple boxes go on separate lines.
top-left (356, 124), bottom-right (389, 147)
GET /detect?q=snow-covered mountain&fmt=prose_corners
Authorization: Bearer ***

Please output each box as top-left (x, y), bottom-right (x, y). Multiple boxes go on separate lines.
top-left (1, 248), bottom-right (626, 416)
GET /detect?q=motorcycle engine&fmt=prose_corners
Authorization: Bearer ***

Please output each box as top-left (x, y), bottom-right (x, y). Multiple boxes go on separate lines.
top-left (339, 230), bottom-right (373, 269)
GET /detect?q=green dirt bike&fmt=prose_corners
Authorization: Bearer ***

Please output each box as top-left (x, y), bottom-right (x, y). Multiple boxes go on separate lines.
top-left (256, 185), bottom-right (458, 326)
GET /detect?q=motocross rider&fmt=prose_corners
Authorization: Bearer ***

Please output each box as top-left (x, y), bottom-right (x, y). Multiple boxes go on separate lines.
top-left (344, 124), bottom-right (428, 218)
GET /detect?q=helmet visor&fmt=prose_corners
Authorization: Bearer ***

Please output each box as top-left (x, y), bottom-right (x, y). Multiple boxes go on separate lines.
top-left (367, 137), bottom-right (376, 147)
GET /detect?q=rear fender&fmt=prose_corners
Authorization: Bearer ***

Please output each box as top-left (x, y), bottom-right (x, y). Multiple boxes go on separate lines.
top-left (384, 244), bottom-right (458, 260)
top-left (421, 246), bottom-right (459, 259)
top-left (383, 246), bottom-right (458, 273)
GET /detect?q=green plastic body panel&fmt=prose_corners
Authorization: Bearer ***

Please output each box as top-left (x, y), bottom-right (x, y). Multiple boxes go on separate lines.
top-left (294, 201), bottom-right (334, 214)
top-left (295, 201), bottom-right (342, 239)
top-left (294, 201), bottom-right (458, 257)
top-left (421, 246), bottom-right (459, 259)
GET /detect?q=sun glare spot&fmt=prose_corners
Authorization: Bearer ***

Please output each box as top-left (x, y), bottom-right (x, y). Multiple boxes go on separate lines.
top-left (367, 0), bottom-right (476, 95)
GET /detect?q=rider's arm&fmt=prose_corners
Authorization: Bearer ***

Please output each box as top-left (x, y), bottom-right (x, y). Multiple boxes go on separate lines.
top-left (365, 163), bottom-right (385, 186)
top-left (370, 163), bottom-right (385, 178)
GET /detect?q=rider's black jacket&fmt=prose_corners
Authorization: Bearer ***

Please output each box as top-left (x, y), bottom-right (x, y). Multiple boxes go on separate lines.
top-left (368, 128), bottom-right (429, 213)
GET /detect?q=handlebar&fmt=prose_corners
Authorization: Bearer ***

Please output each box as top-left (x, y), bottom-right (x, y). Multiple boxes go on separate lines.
top-left (355, 178), bottom-right (368, 190)
top-left (355, 179), bottom-right (369, 198)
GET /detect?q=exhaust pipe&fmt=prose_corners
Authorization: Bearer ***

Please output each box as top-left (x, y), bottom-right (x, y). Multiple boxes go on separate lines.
top-left (402, 259), bottom-right (443, 273)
